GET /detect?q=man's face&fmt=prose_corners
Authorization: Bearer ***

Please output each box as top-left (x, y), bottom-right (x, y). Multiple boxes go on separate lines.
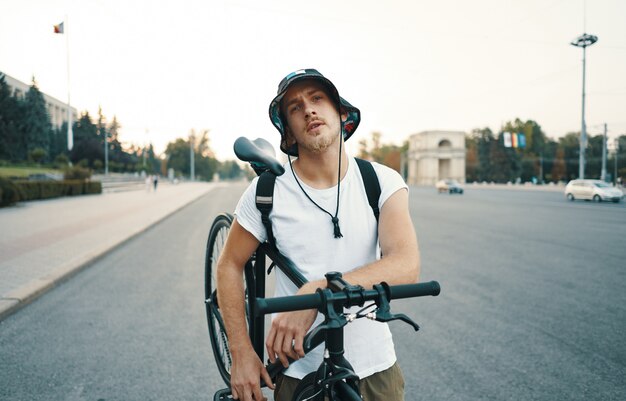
top-left (281, 79), bottom-right (345, 154)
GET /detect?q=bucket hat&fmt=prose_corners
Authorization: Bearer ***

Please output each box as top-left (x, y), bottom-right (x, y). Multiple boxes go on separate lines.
top-left (268, 69), bottom-right (360, 156)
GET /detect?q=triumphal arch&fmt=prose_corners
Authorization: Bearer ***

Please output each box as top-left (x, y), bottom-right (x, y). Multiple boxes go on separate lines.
top-left (406, 131), bottom-right (466, 185)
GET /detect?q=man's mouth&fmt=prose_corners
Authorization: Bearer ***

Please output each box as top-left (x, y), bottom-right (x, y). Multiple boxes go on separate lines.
top-left (307, 121), bottom-right (324, 132)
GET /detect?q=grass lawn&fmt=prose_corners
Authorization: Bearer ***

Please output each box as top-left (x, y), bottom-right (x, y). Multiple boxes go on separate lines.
top-left (0, 166), bottom-right (62, 178)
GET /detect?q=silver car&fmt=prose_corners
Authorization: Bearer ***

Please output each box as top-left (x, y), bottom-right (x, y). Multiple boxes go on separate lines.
top-left (436, 179), bottom-right (464, 194)
top-left (564, 179), bottom-right (624, 203)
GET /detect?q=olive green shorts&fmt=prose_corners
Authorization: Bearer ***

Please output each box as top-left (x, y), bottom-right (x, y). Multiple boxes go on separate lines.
top-left (274, 362), bottom-right (405, 401)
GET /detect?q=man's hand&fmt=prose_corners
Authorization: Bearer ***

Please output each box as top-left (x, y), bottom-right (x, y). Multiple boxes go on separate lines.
top-left (265, 308), bottom-right (318, 368)
top-left (230, 347), bottom-right (274, 401)
top-left (265, 281), bottom-right (321, 368)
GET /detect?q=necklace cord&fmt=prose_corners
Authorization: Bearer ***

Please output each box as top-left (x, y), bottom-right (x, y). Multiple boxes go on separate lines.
top-left (287, 125), bottom-right (344, 239)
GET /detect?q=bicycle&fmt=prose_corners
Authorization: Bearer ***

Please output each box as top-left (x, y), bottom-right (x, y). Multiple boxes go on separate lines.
top-left (204, 137), bottom-right (441, 401)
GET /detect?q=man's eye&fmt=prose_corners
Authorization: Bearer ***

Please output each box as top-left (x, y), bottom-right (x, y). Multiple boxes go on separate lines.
top-left (312, 95), bottom-right (322, 101)
top-left (290, 105), bottom-right (301, 113)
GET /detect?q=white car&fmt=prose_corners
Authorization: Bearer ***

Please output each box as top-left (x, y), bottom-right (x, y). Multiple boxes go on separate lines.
top-left (564, 179), bottom-right (624, 203)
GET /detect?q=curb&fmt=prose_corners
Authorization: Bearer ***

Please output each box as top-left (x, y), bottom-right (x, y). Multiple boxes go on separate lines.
top-left (0, 186), bottom-right (217, 322)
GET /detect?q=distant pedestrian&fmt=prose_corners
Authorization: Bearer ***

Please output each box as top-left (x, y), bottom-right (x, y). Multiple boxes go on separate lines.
top-left (153, 175), bottom-right (159, 191)
top-left (145, 175), bottom-right (152, 192)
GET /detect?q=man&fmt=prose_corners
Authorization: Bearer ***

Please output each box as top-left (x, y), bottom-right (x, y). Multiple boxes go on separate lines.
top-left (217, 69), bottom-right (420, 401)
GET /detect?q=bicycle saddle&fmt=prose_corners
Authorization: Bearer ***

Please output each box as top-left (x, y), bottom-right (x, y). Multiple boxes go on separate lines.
top-left (233, 137), bottom-right (285, 176)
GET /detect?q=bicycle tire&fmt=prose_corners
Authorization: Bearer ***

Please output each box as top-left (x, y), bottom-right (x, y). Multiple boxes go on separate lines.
top-left (292, 373), bottom-right (362, 401)
top-left (205, 213), bottom-right (251, 386)
top-left (291, 372), bottom-right (324, 401)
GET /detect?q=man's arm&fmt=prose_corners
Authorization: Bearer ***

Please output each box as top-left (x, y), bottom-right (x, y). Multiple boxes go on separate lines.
top-left (345, 187), bottom-right (420, 285)
top-left (216, 218), bottom-right (273, 401)
top-left (266, 188), bottom-right (419, 367)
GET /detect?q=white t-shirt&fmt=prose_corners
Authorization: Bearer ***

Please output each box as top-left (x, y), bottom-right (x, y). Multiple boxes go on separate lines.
top-left (234, 156), bottom-right (408, 379)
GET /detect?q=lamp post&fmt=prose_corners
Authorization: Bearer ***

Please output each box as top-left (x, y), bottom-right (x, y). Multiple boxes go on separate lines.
top-left (601, 123), bottom-right (607, 181)
top-left (570, 33), bottom-right (598, 179)
top-left (189, 131), bottom-right (195, 181)
top-left (615, 138), bottom-right (620, 187)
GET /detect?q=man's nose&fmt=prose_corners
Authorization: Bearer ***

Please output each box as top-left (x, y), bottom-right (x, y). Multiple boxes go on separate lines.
top-left (304, 102), bottom-right (317, 118)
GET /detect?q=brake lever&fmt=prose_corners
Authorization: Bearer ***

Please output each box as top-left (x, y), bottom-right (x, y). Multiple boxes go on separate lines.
top-left (375, 311), bottom-right (420, 331)
top-left (372, 283), bottom-right (420, 331)
top-left (304, 288), bottom-right (348, 350)
top-left (213, 388), bottom-right (233, 400)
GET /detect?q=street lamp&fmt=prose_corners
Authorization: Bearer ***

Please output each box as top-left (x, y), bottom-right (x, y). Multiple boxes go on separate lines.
top-left (570, 32), bottom-right (598, 179)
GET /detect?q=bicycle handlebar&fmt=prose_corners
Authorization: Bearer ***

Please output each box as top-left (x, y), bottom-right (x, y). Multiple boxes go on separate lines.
top-left (254, 280), bottom-right (440, 317)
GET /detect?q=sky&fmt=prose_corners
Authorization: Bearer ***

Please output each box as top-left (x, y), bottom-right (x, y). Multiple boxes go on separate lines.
top-left (1, 0), bottom-right (625, 161)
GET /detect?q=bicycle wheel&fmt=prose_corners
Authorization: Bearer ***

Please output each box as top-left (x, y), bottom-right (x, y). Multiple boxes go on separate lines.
top-left (291, 372), bottom-right (324, 401)
top-left (205, 213), bottom-right (251, 386)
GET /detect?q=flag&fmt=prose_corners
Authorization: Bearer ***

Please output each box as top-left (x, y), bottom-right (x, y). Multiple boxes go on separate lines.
top-left (512, 133), bottom-right (518, 148)
top-left (54, 22), bottom-right (64, 34)
top-left (503, 132), bottom-right (512, 148)
top-left (518, 133), bottom-right (526, 148)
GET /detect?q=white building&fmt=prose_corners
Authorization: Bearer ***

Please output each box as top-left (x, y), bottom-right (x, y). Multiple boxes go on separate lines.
top-left (406, 130), bottom-right (466, 185)
top-left (1, 72), bottom-right (77, 129)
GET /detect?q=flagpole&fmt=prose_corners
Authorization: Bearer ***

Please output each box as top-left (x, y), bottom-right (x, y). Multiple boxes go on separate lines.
top-left (65, 15), bottom-right (73, 151)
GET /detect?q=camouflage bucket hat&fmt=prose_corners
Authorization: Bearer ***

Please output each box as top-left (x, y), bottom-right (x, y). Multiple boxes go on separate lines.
top-left (268, 68), bottom-right (361, 156)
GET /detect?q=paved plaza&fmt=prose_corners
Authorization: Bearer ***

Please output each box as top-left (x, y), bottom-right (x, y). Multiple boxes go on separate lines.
top-left (0, 181), bottom-right (222, 320)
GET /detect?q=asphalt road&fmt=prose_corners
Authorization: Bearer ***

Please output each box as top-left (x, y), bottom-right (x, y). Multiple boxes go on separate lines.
top-left (0, 184), bottom-right (246, 401)
top-left (396, 186), bottom-right (626, 401)
top-left (1, 183), bottom-right (625, 400)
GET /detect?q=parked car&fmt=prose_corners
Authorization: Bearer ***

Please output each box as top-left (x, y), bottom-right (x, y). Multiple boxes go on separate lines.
top-left (564, 179), bottom-right (624, 203)
top-left (436, 179), bottom-right (464, 194)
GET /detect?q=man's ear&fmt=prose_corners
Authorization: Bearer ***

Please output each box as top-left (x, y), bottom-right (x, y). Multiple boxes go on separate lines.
top-left (284, 126), bottom-right (295, 146)
top-left (340, 106), bottom-right (348, 122)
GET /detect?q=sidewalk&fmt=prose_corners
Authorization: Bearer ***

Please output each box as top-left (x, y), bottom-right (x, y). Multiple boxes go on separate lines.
top-left (0, 181), bottom-right (223, 321)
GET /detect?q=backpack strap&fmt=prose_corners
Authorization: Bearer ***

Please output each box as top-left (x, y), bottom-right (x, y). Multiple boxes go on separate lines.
top-left (355, 158), bottom-right (381, 223)
top-left (255, 171), bottom-right (277, 248)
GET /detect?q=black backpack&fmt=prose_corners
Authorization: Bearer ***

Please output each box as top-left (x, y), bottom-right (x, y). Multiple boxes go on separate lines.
top-left (255, 158), bottom-right (381, 249)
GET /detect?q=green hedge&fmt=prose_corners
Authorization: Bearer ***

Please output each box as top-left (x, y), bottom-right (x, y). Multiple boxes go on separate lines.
top-left (0, 177), bottom-right (22, 207)
top-left (0, 178), bottom-right (102, 207)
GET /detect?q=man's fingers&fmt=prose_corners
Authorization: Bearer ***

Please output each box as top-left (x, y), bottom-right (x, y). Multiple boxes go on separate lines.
top-left (272, 330), bottom-right (291, 368)
top-left (261, 366), bottom-right (275, 390)
top-left (252, 383), bottom-right (266, 401)
top-left (274, 336), bottom-right (291, 368)
top-left (265, 327), bottom-right (277, 363)
top-left (293, 333), bottom-right (305, 358)
top-left (282, 334), bottom-right (298, 361)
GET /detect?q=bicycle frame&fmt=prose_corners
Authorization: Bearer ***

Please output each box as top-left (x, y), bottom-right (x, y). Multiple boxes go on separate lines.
top-left (250, 272), bottom-right (440, 401)
top-left (246, 243), bottom-right (308, 363)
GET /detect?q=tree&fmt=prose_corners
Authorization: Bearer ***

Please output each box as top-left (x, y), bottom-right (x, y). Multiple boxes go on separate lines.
top-left (0, 73), bottom-right (24, 161)
top-left (165, 138), bottom-right (191, 176)
top-left (49, 123), bottom-right (69, 160)
top-left (22, 77), bottom-right (52, 161)
top-left (501, 119), bottom-right (548, 182)
top-left (108, 115), bottom-right (124, 161)
top-left (357, 138), bottom-right (369, 160)
top-left (97, 106), bottom-right (107, 173)
top-left (558, 133), bottom-right (580, 181)
top-left (490, 133), bottom-right (516, 182)
top-left (218, 160), bottom-right (243, 180)
top-left (29, 147), bottom-right (47, 164)
top-left (70, 112), bottom-right (102, 167)
top-left (465, 135), bottom-right (478, 182)
top-left (358, 132), bottom-right (404, 173)
top-left (470, 127), bottom-right (495, 182)
top-left (551, 147), bottom-right (566, 182)
top-left (164, 130), bottom-right (218, 180)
